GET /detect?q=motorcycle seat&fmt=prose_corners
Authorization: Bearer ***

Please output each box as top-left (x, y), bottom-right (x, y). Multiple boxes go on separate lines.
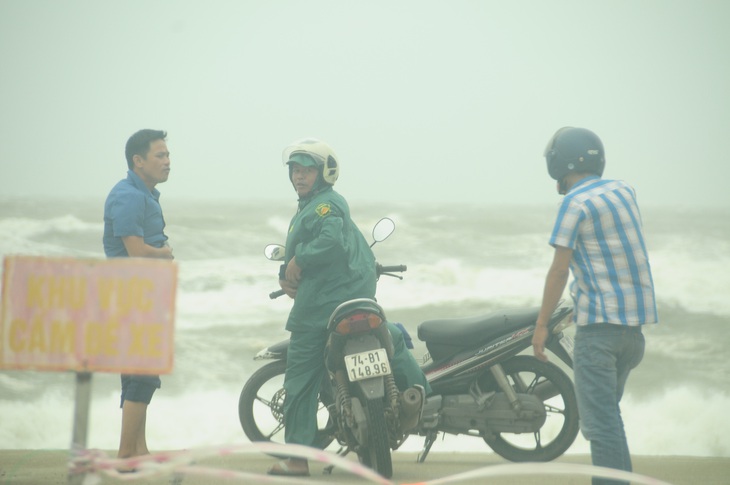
top-left (417, 307), bottom-right (539, 347)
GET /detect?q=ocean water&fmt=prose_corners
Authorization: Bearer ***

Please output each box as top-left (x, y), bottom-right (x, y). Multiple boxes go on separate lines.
top-left (0, 195), bottom-right (728, 457)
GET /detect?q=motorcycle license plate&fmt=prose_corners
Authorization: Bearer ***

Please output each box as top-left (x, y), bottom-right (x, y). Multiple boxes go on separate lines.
top-left (345, 349), bottom-right (392, 382)
top-left (559, 334), bottom-right (575, 359)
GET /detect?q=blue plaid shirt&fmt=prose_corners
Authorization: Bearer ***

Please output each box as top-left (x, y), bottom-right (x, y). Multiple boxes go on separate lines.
top-left (550, 176), bottom-right (658, 326)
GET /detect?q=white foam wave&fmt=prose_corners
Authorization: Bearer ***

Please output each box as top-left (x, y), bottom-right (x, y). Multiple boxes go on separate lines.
top-left (650, 246), bottom-right (730, 317)
top-left (0, 373), bottom-right (34, 393)
top-left (622, 387), bottom-right (730, 457)
top-left (0, 215), bottom-right (96, 238)
top-left (175, 258), bottom-right (291, 329)
top-left (1, 385), bottom-right (727, 456)
top-left (0, 215), bottom-right (101, 259)
top-left (265, 215), bottom-right (291, 235)
top-left (375, 258), bottom-right (553, 311)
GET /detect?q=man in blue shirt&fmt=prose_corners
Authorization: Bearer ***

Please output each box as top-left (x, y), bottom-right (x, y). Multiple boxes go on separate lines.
top-left (532, 127), bottom-right (657, 485)
top-left (103, 129), bottom-right (174, 464)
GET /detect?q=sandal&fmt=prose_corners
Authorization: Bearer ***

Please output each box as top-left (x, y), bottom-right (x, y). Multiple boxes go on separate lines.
top-left (267, 458), bottom-right (310, 477)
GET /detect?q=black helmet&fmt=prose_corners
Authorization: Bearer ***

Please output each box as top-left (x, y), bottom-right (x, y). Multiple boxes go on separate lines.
top-left (544, 127), bottom-right (605, 181)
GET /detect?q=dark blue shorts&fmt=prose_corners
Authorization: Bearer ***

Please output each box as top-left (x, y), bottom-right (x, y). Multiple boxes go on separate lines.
top-left (120, 374), bottom-right (161, 407)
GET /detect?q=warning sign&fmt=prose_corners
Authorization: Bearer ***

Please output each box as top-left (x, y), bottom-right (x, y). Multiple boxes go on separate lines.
top-left (1, 256), bottom-right (177, 374)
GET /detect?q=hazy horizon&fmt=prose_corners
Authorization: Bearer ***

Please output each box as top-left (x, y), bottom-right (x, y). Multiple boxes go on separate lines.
top-left (1, 1), bottom-right (728, 209)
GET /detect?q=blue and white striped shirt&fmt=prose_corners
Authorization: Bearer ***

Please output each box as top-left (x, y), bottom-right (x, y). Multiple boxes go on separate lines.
top-left (550, 176), bottom-right (658, 326)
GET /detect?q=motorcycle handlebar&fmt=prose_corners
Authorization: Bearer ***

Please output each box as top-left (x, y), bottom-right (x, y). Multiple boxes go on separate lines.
top-left (377, 264), bottom-right (407, 275)
top-left (270, 264), bottom-right (407, 299)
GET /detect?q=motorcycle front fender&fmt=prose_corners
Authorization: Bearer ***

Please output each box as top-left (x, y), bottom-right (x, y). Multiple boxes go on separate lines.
top-left (254, 338), bottom-right (290, 361)
top-left (354, 375), bottom-right (386, 400)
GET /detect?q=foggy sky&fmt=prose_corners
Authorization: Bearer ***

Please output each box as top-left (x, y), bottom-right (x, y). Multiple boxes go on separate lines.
top-left (1, 0), bottom-right (728, 208)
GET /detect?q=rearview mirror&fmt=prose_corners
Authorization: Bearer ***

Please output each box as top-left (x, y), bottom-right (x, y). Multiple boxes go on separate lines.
top-left (264, 244), bottom-right (285, 261)
top-left (372, 217), bottom-right (395, 244)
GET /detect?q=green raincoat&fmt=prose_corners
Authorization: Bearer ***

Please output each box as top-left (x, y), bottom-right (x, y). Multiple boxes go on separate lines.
top-left (284, 185), bottom-right (376, 331)
top-left (281, 181), bottom-right (430, 447)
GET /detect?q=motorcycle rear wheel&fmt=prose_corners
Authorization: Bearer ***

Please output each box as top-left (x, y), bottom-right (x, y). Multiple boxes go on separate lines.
top-left (356, 398), bottom-right (393, 478)
top-left (482, 355), bottom-right (579, 462)
top-left (238, 360), bottom-right (334, 450)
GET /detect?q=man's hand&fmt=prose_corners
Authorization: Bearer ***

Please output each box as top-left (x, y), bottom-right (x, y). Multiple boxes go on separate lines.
top-left (285, 256), bottom-right (302, 284)
top-left (279, 279), bottom-right (298, 299)
top-left (532, 324), bottom-right (550, 362)
top-left (163, 242), bottom-right (174, 260)
top-left (533, 246), bottom-right (572, 363)
top-left (122, 235), bottom-right (174, 259)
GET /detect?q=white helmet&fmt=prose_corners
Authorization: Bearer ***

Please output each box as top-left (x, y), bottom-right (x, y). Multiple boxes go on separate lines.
top-left (282, 138), bottom-right (339, 185)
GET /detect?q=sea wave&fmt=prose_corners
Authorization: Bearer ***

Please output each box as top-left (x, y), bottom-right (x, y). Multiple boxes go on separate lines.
top-left (99, 253), bottom-right (730, 323)
top-left (0, 215), bottom-right (98, 238)
top-left (1, 383), bottom-right (727, 456)
top-left (1, 199), bottom-right (728, 455)
top-left (650, 246), bottom-right (730, 317)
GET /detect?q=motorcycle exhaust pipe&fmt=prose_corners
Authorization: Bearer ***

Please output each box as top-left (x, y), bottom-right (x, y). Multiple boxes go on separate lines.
top-left (400, 386), bottom-right (425, 432)
top-left (403, 387), bottom-right (424, 409)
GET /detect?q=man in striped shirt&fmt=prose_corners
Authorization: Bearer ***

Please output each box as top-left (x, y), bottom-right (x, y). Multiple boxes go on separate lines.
top-left (532, 127), bottom-right (658, 485)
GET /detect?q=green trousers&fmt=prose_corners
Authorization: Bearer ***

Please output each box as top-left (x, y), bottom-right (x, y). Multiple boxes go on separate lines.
top-left (283, 322), bottom-right (431, 447)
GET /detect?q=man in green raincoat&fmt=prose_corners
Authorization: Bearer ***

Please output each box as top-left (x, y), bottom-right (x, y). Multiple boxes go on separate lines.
top-left (268, 139), bottom-right (430, 476)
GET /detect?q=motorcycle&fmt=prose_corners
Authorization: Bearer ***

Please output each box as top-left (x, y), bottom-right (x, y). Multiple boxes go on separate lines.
top-left (238, 218), bottom-right (579, 477)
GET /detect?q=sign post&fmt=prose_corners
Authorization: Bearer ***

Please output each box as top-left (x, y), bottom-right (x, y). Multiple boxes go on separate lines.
top-left (69, 372), bottom-right (92, 485)
top-left (0, 255), bottom-right (178, 483)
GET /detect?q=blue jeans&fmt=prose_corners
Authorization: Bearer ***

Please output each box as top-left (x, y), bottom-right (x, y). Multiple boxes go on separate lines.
top-left (574, 324), bottom-right (645, 485)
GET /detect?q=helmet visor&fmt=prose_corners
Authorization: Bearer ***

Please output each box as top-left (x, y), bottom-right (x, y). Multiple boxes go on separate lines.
top-left (282, 138), bottom-right (327, 166)
top-left (286, 153), bottom-right (318, 167)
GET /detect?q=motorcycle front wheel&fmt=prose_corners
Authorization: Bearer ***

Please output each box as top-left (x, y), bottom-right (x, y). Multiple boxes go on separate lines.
top-left (482, 355), bottom-right (579, 462)
top-left (238, 360), bottom-right (334, 450)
